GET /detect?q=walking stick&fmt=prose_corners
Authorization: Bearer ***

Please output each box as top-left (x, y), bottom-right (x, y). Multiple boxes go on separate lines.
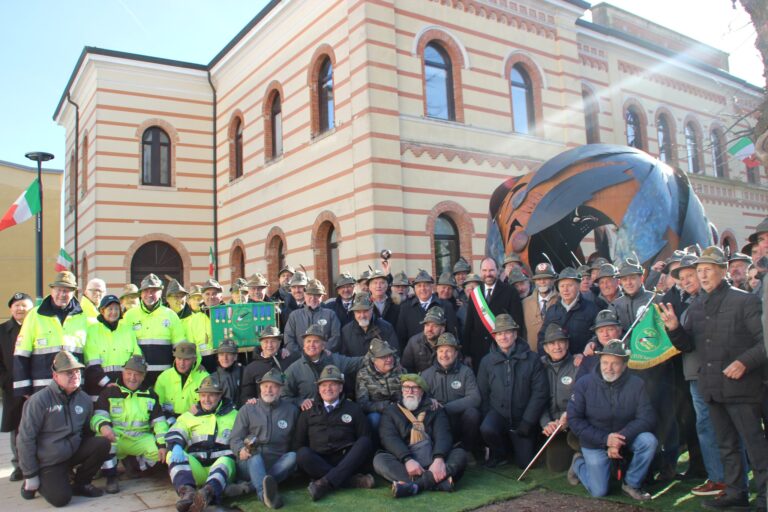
top-left (517, 422), bottom-right (562, 481)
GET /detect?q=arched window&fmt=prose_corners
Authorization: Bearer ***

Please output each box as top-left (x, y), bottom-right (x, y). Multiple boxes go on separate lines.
top-left (685, 122), bottom-right (701, 173)
top-left (231, 245), bottom-right (245, 282)
top-left (657, 114), bottom-right (673, 164)
top-left (424, 42), bottom-right (455, 121)
top-left (626, 107), bottom-right (644, 149)
top-left (710, 129), bottom-right (727, 178)
top-left (233, 118), bottom-right (243, 180)
top-left (81, 134), bottom-right (88, 194)
top-left (318, 57), bottom-right (334, 134)
top-left (511, 64), bottom-right (535, 134)
top-left (270, 94), bottom-right (283, 158)
top-left (326, 227), bottom-right (339, 297)
top-left (130, 241), bottom-right (182, 288)
top-left (142, 127), bottom-right (171, 186)
top-left (68, 151), bottom-right (76, 213)
top-left (434, 214), bottom-right (459, 277)
top-left (582, 86), bottom-right (599, 144)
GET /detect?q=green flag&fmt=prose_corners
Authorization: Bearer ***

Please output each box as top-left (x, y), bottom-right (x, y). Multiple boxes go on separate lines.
top-left (628, 304), bottom-right (679, 370)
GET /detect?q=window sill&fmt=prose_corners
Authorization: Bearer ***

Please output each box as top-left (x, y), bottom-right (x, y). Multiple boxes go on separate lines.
top-left (228, 175), bottom-right (246, 185)
top-left (423, 115), bottom-right (463, 126)
top-left (264, 154), bottom-right (284, 167)
top-left (311, 126), bottom-right (337, 143)
top-left (138, 184), bottom-right (176, 191)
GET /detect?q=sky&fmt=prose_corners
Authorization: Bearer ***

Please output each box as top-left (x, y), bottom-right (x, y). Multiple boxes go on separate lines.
top-left (0, 0), bottom-right (763, 169)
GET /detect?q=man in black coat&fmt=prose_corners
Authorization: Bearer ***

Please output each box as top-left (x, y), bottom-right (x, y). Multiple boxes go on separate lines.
top-left (660, 246), bottom-right (768, 511)
top-left (322, 273), bottom-right (356, 328)
top-left (240, 326), bottom-right (299, 404)
top-left (463, 257), bottom-right (524, 371)
top-left (0, 292), bottom-right (33, 481)
top-left (368, 269), bottom-right (400, 328)
top-left (396, 270), bottom-right (459, 350)
top-left (538, 267), bottom-right (599, 356)
top-left (339, 293), bottom-right (398, 357)
top-left (373, 373), bottom-right (467, 498)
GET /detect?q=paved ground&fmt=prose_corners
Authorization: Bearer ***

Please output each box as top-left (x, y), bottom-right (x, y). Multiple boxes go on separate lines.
top-left (0, 428), bottom-right (179, 511)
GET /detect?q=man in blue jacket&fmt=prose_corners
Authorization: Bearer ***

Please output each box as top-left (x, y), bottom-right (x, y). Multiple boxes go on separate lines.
top-left (567, 340), bottom-right (656, 501)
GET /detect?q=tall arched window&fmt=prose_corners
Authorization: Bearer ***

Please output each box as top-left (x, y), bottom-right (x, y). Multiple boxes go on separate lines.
top-left (231, 245), bottom-right (245, 282)
top-left (657, 114), bottom-right (673, 164)
top-left (68, 151), bottom-right (76, 213)
top-left (326, 227), bottom-right (339, 297)
top-left (626, 107), bottom-right (643, 149)
top-left (424, 42), bottom-right (455, 121)
top-left (511, 64), bottom-right (535, 134)
top-left (271, 94), bottom-right (283, 158)
top-left (81, 134), bottom-right (88, 194)
top-left (582, 86), bottom-right (599, 144)
top-left (233, 119), bottom-right (243, 179)
top-left (142, 126), bottom-right (171, 186)
top-left (685, 122), bottom-right (701, 173)
top-left (318, 57), bottom-right (334, 134)
top-left (710, 129), bottom-right (727, 178)
top-left (434, 214), bottom-right (459, 277)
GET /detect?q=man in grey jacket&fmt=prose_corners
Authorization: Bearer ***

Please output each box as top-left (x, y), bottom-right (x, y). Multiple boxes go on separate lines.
top-left (17, 350), bottom-right (111, 506)
top-left (230, 368), bottom-right (297, 509)
top-left (284, 280), bottom-right (341, 354)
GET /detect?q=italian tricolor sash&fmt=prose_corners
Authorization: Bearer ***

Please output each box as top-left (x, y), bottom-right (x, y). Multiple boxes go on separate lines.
top-left (470, 286), bottom-right (496, 334)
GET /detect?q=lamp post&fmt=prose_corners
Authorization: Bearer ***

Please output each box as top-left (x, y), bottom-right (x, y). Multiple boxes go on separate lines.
top-left (25, 151), bottom-right (54, 301)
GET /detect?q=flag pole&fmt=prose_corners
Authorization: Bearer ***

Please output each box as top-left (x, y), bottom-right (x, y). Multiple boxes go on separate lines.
top-left (25, 152), bottom-right (54, 301)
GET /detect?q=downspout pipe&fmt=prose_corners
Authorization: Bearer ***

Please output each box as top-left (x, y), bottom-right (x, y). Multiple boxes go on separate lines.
top-left (207, 71), bottom-right (219, 280)
top-left (65, 93), bottom-right (80, 275)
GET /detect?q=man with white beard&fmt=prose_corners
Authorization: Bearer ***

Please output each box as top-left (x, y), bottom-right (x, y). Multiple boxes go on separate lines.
top-left (567, 340), bottom-right (657, 501)
top-left (373, 374), bottom-right (467, 498)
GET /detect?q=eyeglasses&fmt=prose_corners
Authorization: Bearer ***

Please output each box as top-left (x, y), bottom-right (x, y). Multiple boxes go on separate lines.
top-left (402, 385), bottom-right (421, 393)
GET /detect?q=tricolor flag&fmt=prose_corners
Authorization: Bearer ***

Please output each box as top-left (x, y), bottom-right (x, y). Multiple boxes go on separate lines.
top-left (208, 247), bottom-right (216, 278)
top-left (55, 248), bottom-right (73, 272)
top-left (728, 136), bottom-right (756, 165)
top-left (0, 179), bottom-right (41, 232)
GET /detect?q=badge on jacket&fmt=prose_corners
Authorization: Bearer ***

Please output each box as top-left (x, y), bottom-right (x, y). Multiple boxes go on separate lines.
top-left (341, 414), bottom-right (352, 423)
top-left (561, 376), bottom-right (573, 385)
top-left (74, 405), bottom-right (84, 415)
top-left (277, 420), bottom-right (288, 429)
top-left (451, 380), bottom-right (462, 389)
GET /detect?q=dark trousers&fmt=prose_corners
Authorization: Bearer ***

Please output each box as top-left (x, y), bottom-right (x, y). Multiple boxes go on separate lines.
top-left (296, 437), bottom-right (373, 489)
top-left (480, 410), bottom-right (535, 468)
top-left (373, 447), bottom-right (467, 488)
top-left (38, 436), bottom-right (111, 507)
top-left (633, 363), bottom-right (679, 469)
top-left (543, 431), bottom-right (580, 473)
top-left (708, 401), bottom-right (768, 503)
top-left (447, 407), bottom-right (481, 453)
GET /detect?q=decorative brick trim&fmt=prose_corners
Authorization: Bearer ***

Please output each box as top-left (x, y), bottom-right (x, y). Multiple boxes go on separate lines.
top-left (265, 226), bottom-right (287, 294)
top-left (618, 60), bottom-right (726, 105)
top-left (229, 239), bottom-right (246, 284)
top-left (307, 44), bottom-right (336, 137)
top-left (263, 81), bottom-right (284, 161)
top-left (135, 118), bottom-right (179, 187)
top-left (311, 211), bottom-right (341, 290)
top-left (654, 107), bottom-right (678, 166)
top-left (401, 141), bottom-right (541, 172)
top-left (427, 0), bottom-right (557, 39)
top-left (416, 29), bottom-right (466, 123)
top-left (577, 42), bottom-right (608, 71)
top-left (622, 98), bottom-right (648, 151)
top-left (121, 233), bottom-right (192, 287)
top-left (682, 115), bottom-right (705, 175)
top-left (425, 201), bottom-right (474, 277)
top-left (503, 52), bottom-right (544, 135)
top-left (227, 110), bottom-right (245, 181)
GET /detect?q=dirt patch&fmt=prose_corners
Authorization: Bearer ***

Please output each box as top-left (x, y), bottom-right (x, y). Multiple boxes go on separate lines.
top-left (474, 488), bottom-right (644, 512)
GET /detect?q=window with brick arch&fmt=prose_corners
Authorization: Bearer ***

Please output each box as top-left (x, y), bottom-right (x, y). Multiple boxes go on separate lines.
top-left (625, 107), bottom-right (644, 149)
top-left (685, 122), bottom-right (701, 173)
top-left (511, 64), bottom-right (535, 134)
top-left (317, 57), bottom-right (334, 134)
top-left (657, 114), bottom-right (673, 164)
top-left (434, 214), bottom-right (459, 277)
top-left (710, 129), bottom-right (727, 178)
top-left (270, 93), bottom-right (283, 158)
top-left (231, 245), bottom-right (245, 282)
top-left (233, 118), bottom-right (243, 180)
top-left (81, 134), bottom-right (88, 194)
top-left (326, 226), bottom-right (339, 297)
top-left (424, 42), bottom-right (455, 121)
top-left (68, 151), bottom-right (76, 213)
top-left (142, 126), bottom-right (171, 186)
top-left (582, 86), bottom-right (599, 144)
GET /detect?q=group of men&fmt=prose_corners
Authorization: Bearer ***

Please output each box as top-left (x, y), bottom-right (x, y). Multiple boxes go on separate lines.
top-left (0, 215), bottom-right (766, 510)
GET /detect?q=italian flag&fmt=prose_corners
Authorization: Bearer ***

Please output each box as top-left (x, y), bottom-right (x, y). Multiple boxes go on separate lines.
top-left (209, 246), bottom-right (216, 277)
top-left (55, 248), bottom-right (73, 272)
top-left (728, 136), bottom-right (756, 164)
top-left (0, 179), bottom-right (41, 232)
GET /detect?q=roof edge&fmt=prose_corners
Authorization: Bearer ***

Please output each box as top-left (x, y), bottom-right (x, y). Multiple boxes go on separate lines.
top-left (0, 159), bottom-right (63, 174)
top-left (208, 0), bottom-right (282, 67)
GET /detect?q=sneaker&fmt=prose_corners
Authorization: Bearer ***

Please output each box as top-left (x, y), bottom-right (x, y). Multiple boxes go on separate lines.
top-left (190, 484), bottom-right (214, 512)
top-left (72, 484), bottom-right (105, 498)
top-left (701, 492), bottom-right (750, 510)
top-left (262, 475), bottom-right (281, 509)
top-left (621, 483), bottom-right (652, 501)
top-left (567, 452), bottom-right (581, 486)
top-left (347, 473), bottom-right (375, 489)
top-left (105, 475), bottom-right (120, 494)
top-left (176, 485), bottom-right (195, 512)
top-left (391, 480), bottom-right (419, 498)
top-left (9, 468), bottom-right (23, 482)
top-left (308, 478), bottom-right (331, 501)
top-left (435, 476), bottom-right (454, 492)
top-left (691, 480), bottom-right (727, 497)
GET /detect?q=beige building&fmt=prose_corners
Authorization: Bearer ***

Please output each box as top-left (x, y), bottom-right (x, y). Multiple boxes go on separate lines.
top-left (53, 0), bottom-right (766, 294)
top-left (0, 160), bottom-right (63, 320)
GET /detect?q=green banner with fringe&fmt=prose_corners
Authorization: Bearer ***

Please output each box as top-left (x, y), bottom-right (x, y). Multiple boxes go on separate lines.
top-left (628, 304), bottom-right (680, 370)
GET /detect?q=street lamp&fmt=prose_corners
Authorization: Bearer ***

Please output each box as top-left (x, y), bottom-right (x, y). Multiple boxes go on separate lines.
top-left (25, 151), bottom-right (54, 301)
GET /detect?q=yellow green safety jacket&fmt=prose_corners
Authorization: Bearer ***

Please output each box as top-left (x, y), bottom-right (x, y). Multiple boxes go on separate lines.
top-left (80, 296), bottom-right (99, 320)
top-left (91, 380), bottom-right (169, 446)
top-left (165, 399), bottom-right (237, 463)
top-left (13, 296), bottom-right (92, 397)
top-left (123, 301), bottom-right (186, 375)
top-left (83, 317), bottom-right (142, 397)
top-left (154, 362), bottom-right (209, 424)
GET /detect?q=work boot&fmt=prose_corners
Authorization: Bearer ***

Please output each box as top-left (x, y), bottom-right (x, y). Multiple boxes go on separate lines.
top-left (262, 475), bottom-right (282, 509)
top-left (435, 476), bottom-right (454, 492)
top-left (392, 480), bottom-right (419, 498)
top-left (72, 483), bottom-right (104, 498)
top-left (307, 478), bottom-right (331, 501)
top-left (190, 484), bottom-right (215, 512)
top-left (105, 475), bottom-right (120, 494)
top-left (567, 452), bottom-right (582, 486)
top-left (175, 485), bottom-right (196, 512)
top-left (621, 482), bottom-right (652, 501)
top-left (346, 473), bottom-right (375, 489)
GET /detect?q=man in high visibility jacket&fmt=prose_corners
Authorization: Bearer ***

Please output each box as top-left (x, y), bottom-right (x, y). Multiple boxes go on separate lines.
top-left (155, 342), bottom-right (209, 425)
top-left (13, 271), bottom-right (92, 397)
top-left (83, 295), bottom-right (142, 400)
top-left (122, 274), bottom-right (186, 385)
top-left (165, 280), bottom-right (208, 370)
top-left (166, 375), bottom-right (238, 512)
top-left (197, 279), bottom-right (223, 372)
top-left (91, 355), bottom-right (169, 494)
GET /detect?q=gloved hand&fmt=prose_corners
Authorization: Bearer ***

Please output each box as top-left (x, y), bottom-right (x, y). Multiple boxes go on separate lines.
top-left (170, 445), bottom-right (188, 464)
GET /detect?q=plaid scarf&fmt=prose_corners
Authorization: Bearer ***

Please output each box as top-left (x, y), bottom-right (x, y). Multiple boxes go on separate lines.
top-left (397, 404), bottom-right (427, 445)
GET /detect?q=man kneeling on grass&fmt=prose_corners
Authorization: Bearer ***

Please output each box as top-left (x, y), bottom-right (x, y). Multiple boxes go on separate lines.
top-left (566, 340), bottom-right (656, 501)
top-left (373, 374), bottom-right (467, 497)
